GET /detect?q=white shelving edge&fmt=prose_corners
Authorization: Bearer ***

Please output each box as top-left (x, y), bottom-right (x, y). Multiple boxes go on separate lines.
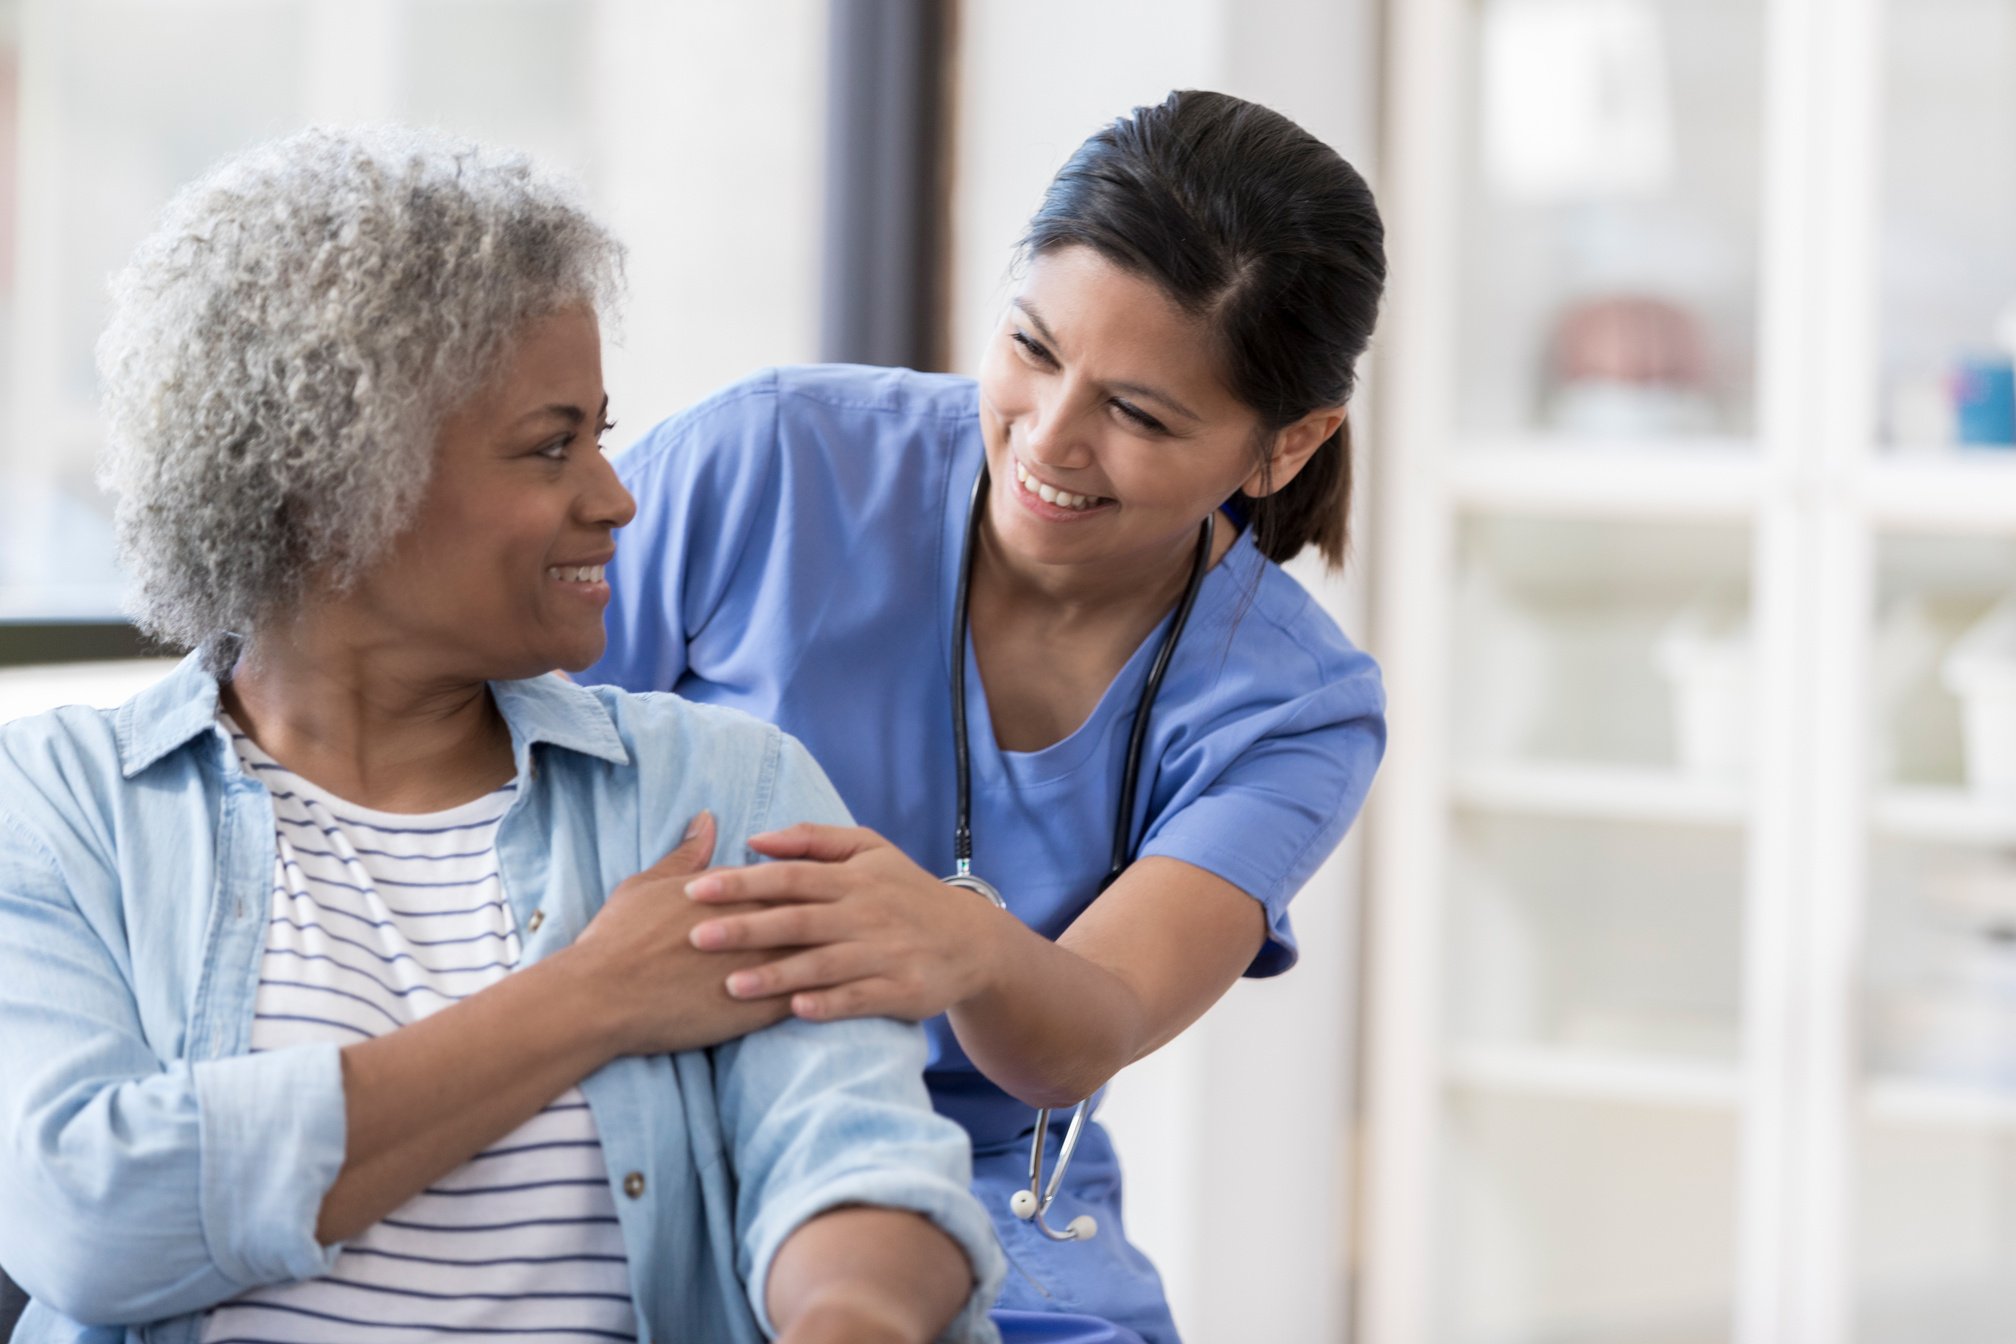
top-left (1445, 441), bottom-right (1774, 520)
top-left (1873, 786), bottom-right (2016, 847)
top-left (1856, 455), bottom-right (2016, 534)
top-left (1863, 1077), bottom-right (2016, 1130)
top-left (1447, 1044), bottom-right (1744, 1111)
top-left (1452, 760), bottom-right (1749, 827)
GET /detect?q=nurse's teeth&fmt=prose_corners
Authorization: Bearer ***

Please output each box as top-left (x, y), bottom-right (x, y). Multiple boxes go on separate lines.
top-left (546, 565), bottom-right (605, 582)
top-left (1015, 459), bottom-right (1105, 511)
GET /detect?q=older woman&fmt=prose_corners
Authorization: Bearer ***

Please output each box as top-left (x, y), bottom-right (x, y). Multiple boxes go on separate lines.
top-left (0, 128), bottom-right (1001, 1344)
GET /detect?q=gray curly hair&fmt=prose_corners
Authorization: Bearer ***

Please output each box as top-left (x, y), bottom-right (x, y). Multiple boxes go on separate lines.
top-left (97, 124), bottom-right (625, 675)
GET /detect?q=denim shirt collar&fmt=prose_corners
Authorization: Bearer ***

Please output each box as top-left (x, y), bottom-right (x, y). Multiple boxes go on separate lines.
top-left (113, 651), bottom-right (632, 779)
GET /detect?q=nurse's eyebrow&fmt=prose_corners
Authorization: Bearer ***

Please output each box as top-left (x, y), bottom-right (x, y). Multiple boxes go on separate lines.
top-left (1016, 299), bottom-right (1202, 423)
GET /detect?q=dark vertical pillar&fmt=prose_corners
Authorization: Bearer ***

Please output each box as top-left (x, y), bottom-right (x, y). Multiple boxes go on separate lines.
top-left (820, 0), bottom-right (955, 371)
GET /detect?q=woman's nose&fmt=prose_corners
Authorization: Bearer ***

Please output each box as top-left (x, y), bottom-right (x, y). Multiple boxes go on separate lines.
top-left (584, 450), bottom-right (637, 529)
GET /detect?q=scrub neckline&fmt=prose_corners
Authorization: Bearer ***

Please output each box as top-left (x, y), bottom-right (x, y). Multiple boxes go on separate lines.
top-left (937, 415), bottom-right (1261, 788)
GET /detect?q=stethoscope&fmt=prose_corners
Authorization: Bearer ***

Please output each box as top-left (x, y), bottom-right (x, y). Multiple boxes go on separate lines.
top-left (944, 464), bottom-right (1213, 1244)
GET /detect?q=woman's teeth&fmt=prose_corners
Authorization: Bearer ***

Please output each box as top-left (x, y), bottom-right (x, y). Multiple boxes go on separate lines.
top-left (546, 565), bottom-right (605, 583)
top-left (1014, 459), bottom-right (1105, 511)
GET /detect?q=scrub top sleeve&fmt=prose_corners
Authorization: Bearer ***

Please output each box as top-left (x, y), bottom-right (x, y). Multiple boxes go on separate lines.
top-left (1137, 681), bottom-right (1386, 978)
top-left (583, 374), bottom-right (785, 693)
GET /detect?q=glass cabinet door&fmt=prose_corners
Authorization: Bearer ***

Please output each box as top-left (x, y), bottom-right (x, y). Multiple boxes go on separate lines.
top-left (1455, 0), bottom-right (1765, 450)
top-left (1851, 4), bottom-right (2016, 1338)
top-left (1425, 3), bottom-right (1770, 1340)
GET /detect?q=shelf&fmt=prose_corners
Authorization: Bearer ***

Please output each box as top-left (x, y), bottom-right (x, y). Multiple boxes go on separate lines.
top-left (1860, 455), bottom-right (2016, 534)
top-left (1864, 1076), bottom-right (2016, 1130)
top-left (1443, 440), bottom-right (1768, 520)
top-left (1446, 1045), bottom-right (1742, 1111)
top-left (1874, 785), bottom-right (2016, 847)
top-left (1454, 760), bottom-right (1748, 827)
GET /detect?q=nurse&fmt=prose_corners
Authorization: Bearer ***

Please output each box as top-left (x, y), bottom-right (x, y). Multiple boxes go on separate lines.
top-left (584, 89), bottom-right (1386, 1343)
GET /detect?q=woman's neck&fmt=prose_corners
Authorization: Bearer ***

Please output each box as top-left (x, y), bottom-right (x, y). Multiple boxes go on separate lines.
top-left (223, 618), bottom-right (514, 813)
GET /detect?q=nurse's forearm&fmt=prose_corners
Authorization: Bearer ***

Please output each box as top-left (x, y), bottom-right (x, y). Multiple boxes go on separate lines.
top-left (950, 856), bottom-right (1269, 1110)
top-left (947, 913), bottom-right (1151, 1110)
top-left (767, 1207), bottom-right (973, 1344)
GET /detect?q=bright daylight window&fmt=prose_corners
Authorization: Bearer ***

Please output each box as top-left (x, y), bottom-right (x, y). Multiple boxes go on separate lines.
top-left (0, 0), bottom-right (824, 630)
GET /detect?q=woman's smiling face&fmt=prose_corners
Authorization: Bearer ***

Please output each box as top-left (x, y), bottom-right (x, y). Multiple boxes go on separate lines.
top-left (344, 304), bottom-right (636, 680)
top-left (975, 245), bottom-right (1272, 577)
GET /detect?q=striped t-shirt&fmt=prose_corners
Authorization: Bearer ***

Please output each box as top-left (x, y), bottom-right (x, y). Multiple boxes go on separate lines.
top-left (199, 717), bottom-right (636, 1344)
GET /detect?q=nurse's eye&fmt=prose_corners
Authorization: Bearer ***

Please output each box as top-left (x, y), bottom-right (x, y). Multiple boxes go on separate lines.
top-left (1111, 400), bottom-right (1169, 435)
top-left (535, 435), bottom-right (575, 462)
top-left (1010, 329), bottom-right (1056, 367)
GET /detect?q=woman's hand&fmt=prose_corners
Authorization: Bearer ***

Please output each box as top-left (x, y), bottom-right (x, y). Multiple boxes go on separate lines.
top-left (561, 811), bottom-right (796, 1055)
top-left (683, 824), bottom-right (1007, 1023)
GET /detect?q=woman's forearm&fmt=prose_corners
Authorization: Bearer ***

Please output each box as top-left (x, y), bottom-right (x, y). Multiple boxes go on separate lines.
top-left (766, 1207), bottom-right (973, 1344)
top-left (316, 948), bottom-right (615, 1243)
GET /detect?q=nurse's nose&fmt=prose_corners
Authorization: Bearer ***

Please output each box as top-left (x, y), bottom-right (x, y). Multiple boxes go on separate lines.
top-left (1022, 389), bottom-right (1095, 471)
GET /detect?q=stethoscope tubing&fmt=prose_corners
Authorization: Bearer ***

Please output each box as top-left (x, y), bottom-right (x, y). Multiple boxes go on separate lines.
top-left (946, 464), bottom-right (1213, 1243)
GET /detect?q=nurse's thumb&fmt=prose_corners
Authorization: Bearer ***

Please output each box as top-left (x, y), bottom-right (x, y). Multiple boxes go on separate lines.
top-left (649, 810), bottom-right (717, 874)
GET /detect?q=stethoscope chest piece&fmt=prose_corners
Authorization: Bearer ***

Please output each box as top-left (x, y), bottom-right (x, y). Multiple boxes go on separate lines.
top-left (940, 872), bottom-right (1007, 909)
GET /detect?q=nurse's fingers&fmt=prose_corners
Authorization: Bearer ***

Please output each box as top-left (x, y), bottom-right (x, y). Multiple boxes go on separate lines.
top-left (789, 975), bottom-right (915, 1024)
top-left (690, 901), bottom-right (848, 953)
top-left (685, 859), bottom-right (848, 904)
top-left (725, 943), bottom-right (886, 1003)
top-left (745, 822), bottom-right (886, 862)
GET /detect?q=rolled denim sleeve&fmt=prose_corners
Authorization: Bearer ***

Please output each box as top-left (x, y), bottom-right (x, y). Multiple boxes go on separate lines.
top-left (0, 814), bottom-right (346, 1325)
top-left (717, 736), bottom-right (1003, 1342)
top-left (717, 1016), bottom-right (1004, 1343)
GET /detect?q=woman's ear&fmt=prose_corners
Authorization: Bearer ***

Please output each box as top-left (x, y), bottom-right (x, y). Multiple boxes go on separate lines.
top-left (1240, 405), bottom-right (1348, 498)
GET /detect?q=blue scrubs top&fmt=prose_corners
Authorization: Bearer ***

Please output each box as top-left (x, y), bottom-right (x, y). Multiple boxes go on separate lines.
top-left (584, 365), bottom-right (1386, 1344)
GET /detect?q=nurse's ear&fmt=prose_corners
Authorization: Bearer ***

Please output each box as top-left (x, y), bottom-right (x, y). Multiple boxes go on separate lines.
top-left (1239, 404), bottom-right (1348, 499)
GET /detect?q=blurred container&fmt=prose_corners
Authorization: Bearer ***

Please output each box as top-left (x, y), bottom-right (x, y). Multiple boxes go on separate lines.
top-left (1951, 356), bottom-right (2016, 447)
top-left (1654, 595), bottom-right (1751, 777)
top-left (1943, 596), bottom-right (2016, 796)
top-left (1546, 294), bottom-right (1717, 438)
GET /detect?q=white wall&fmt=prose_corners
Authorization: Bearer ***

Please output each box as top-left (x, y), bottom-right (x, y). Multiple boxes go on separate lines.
top-left (948, 4), bottom-right (1384, 1339)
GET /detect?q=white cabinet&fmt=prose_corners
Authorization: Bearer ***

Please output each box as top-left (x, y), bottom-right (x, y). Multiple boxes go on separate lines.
top-left (1363, 1), bottom-right (2016, 1341)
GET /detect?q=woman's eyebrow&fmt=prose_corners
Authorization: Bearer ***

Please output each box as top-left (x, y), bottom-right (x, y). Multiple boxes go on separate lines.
top-left (509, 394), bottom-right (609, 430)
top-left (1016, 299), bottom-right (1201, 422)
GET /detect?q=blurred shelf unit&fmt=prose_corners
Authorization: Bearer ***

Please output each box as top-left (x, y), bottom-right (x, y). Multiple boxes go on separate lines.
top-left (1448, 1044), bottom-right (1743, 1111)
top-left (1453, 760), bottom-right (1748, 827)
top-left (1366, 2), bottom-right (2016, 1344)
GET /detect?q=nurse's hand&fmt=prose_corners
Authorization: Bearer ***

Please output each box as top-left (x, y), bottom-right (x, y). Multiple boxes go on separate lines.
top-left (682, 823), bottom-right (1003, 1023)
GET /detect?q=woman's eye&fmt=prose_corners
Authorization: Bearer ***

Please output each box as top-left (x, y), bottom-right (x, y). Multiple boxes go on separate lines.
top-left (536, 435), bottom-right (573, 461)
top-left (1010, 330), bottom-right (1055, 366)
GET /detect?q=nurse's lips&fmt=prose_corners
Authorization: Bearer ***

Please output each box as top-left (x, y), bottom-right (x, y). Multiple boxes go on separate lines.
top-left (1011, 459), bottom-right (1113, 519)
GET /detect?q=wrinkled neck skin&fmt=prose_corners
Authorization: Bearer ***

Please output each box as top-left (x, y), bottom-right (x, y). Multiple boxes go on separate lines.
top-left (221, 595), bottom-right (515, 814)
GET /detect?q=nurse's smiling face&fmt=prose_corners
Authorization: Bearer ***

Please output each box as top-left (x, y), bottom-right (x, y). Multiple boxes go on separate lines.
top-left (975, 245), bottom-right (1279, 579)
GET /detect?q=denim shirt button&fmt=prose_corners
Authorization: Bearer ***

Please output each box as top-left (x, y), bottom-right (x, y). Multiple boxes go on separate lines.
top-left (623, 1171), bottom-right (646, 1199)
top-left (527, 909), bottom-right (545, 933)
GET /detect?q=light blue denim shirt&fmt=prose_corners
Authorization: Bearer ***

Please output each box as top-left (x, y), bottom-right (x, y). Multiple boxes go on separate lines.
top-left (0, 654), bottom-right (1004, 1344)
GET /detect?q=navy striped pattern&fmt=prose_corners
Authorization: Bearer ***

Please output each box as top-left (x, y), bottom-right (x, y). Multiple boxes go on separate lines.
top-left (201, 721), bottom-right (635, 1343)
